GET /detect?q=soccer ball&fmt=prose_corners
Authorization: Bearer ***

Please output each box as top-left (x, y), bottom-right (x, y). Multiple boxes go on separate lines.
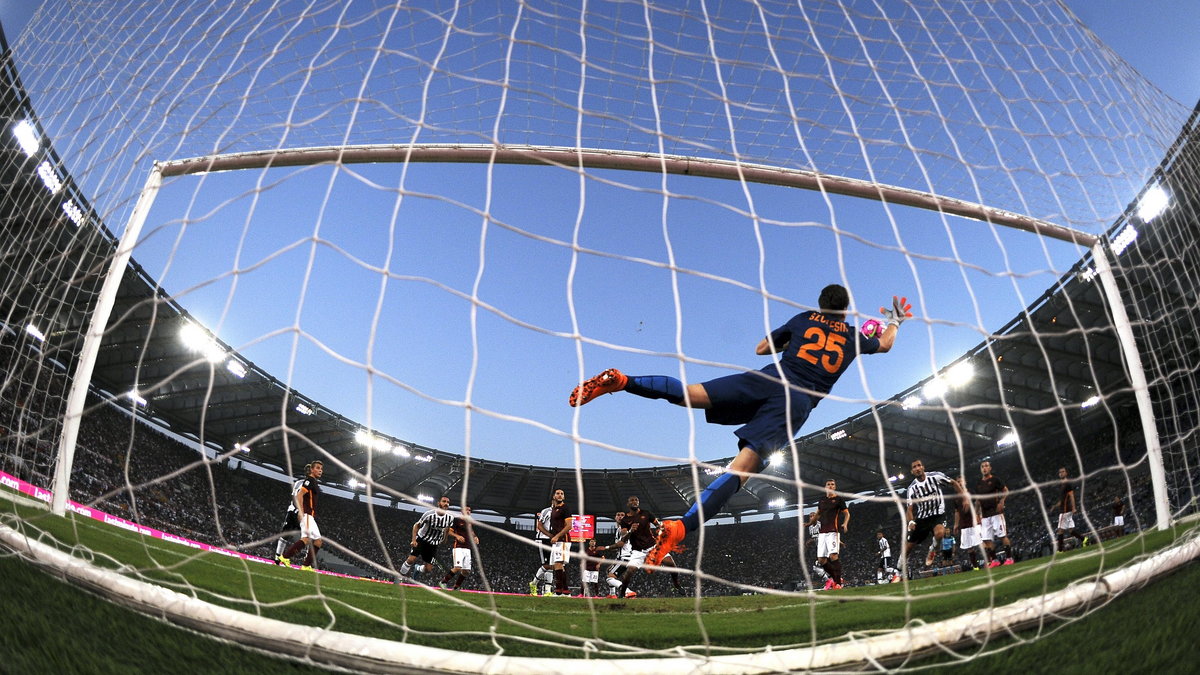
top-left (861, 319), bottom-right (884, 338)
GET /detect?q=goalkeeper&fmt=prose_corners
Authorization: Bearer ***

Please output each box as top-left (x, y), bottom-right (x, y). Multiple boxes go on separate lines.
top-left (569, 284), bottom-right (909, 567)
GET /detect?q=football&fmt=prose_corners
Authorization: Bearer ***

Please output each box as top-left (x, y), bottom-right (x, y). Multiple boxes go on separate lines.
top-left (861, 319), bottom-right (884, 338)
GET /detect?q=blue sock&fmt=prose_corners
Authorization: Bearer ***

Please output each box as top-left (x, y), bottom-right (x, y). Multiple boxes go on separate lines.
top-left (623, 375), bottom-right (684, 404)
top-left (681, 471), bottom-right (741, 532)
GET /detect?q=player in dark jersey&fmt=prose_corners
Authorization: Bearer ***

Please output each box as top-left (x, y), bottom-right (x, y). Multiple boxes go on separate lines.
top-left (953, 476), bottom-right (984, 570)
top-left (975, 460), bottom-right (1012, 567)
top-left (582, 537), bottom-right (616, 597)
top-left (807, 479), bottom-right (849, 589)
top-left (1112, 496), bottom-right (1125, 530)
top-left (1055, 467), bottom-right (1081, 550)
top-left (570, 285), bottom-right (909, 567)
top-left (280, 461), bottom-right (323, 570)
top-left (546, 489), bottom-right (573, 596)
top-left (615, 495), bottom-right (673, 597)
top-left (275, 464), bottom-right (310, 565)
top-left (439, 506), bottom-right (479, 590)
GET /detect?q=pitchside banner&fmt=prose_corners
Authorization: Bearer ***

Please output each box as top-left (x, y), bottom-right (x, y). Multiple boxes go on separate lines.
top-left (0, 469), bottom-right (390, 584)
top-left (569, 514), bottom-right (595, 542)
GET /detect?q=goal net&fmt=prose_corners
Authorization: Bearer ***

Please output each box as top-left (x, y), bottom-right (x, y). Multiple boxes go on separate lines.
top-left (2, 0), bottom-right (1198, 671)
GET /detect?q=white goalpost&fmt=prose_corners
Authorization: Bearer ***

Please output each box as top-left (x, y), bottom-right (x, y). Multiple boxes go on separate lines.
top-left (3, 0), bottom-right (1198, 671)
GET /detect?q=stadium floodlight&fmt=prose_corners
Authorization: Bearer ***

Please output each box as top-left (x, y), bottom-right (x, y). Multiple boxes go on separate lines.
top-left (1081, 395), bottom-right (1101, 409)
top-left (1111, 224), bottom-right (1139, 255)
top-left (901, 395), bottom-right (922, 410)
top-left (354, 429), bottom-right (373, 446)
top-left (24, 323), bottom-right (46, 341)
top-left (391, 444), bottom-right (410, 457)
top-left (704, 467), bottom-right (724, 476)
top-left (36, 160), bottom-right (63, 193)
top-left (1137, 184), bottom-right (1170, 223)
top-left (996, 431), bottom-right (1019, 448)
top-left (61, 199), bottom-right (86, 227)
top-left (11, 120), bottom-right (39, 156)
top-left (829, 429), bottom-right (847, 441)
top-left (179, 321), bottom-right (225, 363)
top-left (234, 442), bottom-right (249, 453)
top-left (294, 402), bottom-right (314, 416)
top-left (1078, 266), bottom-right (1097, 282)
top-left (922, 379), bottom-right (948, 400)
top-left (225, 360), bottom-right (247, 378)
top-left (347, 478), bottom-right (360, 488)
top-left (126, 390), bottom-right (147, 407)
top-left (415, 455), bottom-right (433, 463)
top-left (769, 451), bottom-right (785, 466)
top-left (768, 498), bottom-right (785, 508)
top-left (417, 494), bottom-right (433, 503)
top-left (946, 361), bottom-right (974, 388)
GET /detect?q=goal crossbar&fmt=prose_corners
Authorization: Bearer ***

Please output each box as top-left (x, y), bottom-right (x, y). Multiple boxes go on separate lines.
top-left (158, 144), bottom-right (1098, 247)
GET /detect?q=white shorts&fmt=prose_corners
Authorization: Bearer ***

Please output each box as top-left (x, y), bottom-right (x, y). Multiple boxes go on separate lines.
top-left (583, 570), bottom-right (599, 584)
top-left (959, 524), bottom-right (982, 549)
top-left (453, 547), bottom-right (473, 571)
top-left (1114, 515), bottom-right (1124, 527)
top-left (817, 532), bottom-right (841, 559)
top-left (981, 514), bottom-right (1007, 541)
top-left (627, 548), bottom-right (650, 567)
top-left (299, 514), bottom-right (321, 541)
top-left (1058, 513), bottom-right (1075, 531)
top-left (550, 541), bottom-right (570, 565)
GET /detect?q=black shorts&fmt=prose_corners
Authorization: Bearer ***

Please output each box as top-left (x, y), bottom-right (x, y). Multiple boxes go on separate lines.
top-left (536, 539), bottom-right (551, 566)
top-left (409, 539), bottom-right (438, 563)
top-left (878, 555), bottom-right (893, 570)
top-left (907, 515), bottom-right (945, 546)
top-left (280, 510), bottom-right (300, 534)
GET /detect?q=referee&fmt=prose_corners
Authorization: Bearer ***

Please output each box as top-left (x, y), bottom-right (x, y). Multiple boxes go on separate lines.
top-left (399, 495), bottom-right (455, 581)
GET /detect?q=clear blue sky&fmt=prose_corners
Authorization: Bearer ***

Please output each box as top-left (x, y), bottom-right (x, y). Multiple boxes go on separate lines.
top-left (1, 1), bottom-right (1196, 473)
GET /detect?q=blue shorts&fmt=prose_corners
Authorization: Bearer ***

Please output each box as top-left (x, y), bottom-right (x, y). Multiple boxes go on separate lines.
top-left (702, 370), bottom-right (815, 457)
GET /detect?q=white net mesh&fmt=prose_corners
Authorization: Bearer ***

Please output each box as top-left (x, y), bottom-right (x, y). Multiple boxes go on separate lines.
top-left (2, 0), bottom-right (1198, 670)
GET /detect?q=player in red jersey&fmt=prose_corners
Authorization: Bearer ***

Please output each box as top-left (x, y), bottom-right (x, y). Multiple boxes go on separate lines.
top-left (975, 461), bottom-right (1012, 566)
top-left (807, 479), bottom-right (849, 589)
top-left (440, 506), bottom-right (479, 590)
top-left (280, 461), bottom-right (323, 570)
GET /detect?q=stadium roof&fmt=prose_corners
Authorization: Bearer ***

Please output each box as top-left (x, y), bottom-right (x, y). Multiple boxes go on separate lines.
top-left (3, 26), bottom-right (1192, 521)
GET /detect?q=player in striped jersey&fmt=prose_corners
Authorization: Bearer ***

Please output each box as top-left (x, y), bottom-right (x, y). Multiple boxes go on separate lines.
top-left (529, 501), bottom-right (555, 596)
top-left (875, 530), bottom-right (900, 583)
top-left (399, 495), bottom-right (454, 581)
top-left (903, 459), bottom-right (955, 568)
top-left (274, 464), bottom-right (309, 565)
top-left (604, 510), bottom-right (634, 598)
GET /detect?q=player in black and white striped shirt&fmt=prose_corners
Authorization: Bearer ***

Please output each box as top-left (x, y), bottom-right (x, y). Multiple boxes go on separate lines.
top-left (274, 464), bottom-right (309, 565)
top-left (903, 459), bottom-right (957, 567)
top-left (399, 496), bottom-right (455, 580)
top-left (529, 502), bottom-right (556, 596)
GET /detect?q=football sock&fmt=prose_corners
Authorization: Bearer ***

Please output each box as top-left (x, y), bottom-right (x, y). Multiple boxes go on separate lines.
top-left (623, 375), bottom-right (685, 404)
top-left (681, 471), bottom-right (740, 532)
top-left (400, 561), bottom-right (412, 576)
top-left (454, 573), bottom-right (466, 589)
top-left (670, 572), bottom-right (681, 590)
top-left (554, 568), bottom-right (568, 593)
top-left (607, 577), bottom-right (622, 591)
top-left (275, 538), bottom-right (288, 555)
top-left (442, 572), bottom-right (454, 583)
top-left (830, 559), bottom-right (843, 585)
top-left (305, 546), bottom-right (316, 567)
top-left (282, 540), bottom-right (305, 559)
